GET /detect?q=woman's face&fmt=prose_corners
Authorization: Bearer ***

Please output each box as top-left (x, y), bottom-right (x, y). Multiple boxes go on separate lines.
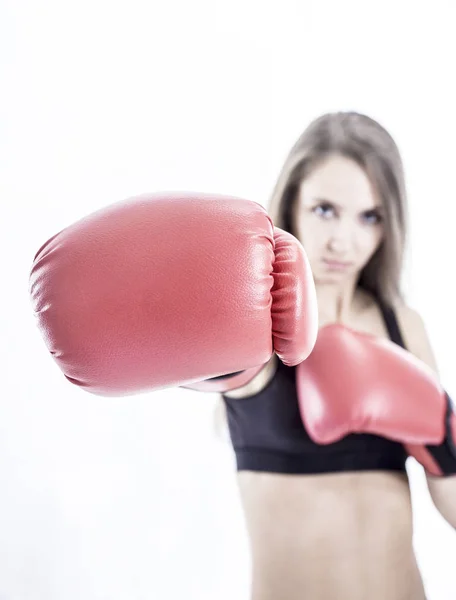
top-left (294, 154), bottom-right (385, 286)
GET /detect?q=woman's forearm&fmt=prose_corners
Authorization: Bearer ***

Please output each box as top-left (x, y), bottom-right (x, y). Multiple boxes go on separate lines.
top-left (427, 475), bottom-right (456, 529)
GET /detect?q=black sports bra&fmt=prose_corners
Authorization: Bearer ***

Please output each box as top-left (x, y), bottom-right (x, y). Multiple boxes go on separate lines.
top-left (222, 301), bottom-right (409, 474)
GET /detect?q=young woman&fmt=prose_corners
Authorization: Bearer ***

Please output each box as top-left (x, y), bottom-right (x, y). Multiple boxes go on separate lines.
top-left (30, 111), bottom-right (456, 600)
top-left (221, 112), bottom-right (456, 599)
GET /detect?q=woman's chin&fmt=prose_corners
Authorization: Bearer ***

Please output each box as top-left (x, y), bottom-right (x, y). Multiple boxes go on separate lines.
top-left (314, 270), bottom-right (349, 285)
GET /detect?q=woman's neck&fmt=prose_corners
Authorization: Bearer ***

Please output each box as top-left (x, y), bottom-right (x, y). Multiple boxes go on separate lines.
top-left (315, 279), bottom-right (368, 326)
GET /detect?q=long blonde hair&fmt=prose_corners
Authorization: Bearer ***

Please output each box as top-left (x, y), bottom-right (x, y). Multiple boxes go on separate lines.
top-left (214, 111), bottom-right (409, 435)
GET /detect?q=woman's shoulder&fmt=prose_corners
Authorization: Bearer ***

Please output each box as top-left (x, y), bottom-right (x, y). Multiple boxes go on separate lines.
top-left (358, 291), bottom-right (439, 373)
top-left (393, 301), bottom-right (439, 374)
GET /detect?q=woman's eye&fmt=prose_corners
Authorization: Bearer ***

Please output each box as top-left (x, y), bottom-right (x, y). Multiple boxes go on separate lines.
top-left (313, 204), bottom-right (334, 219)
top-left (362, 211), bottom-right (382, 225)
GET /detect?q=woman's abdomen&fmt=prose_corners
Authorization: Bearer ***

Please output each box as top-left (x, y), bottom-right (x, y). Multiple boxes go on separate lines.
top-left (237, 470), bottom-right (426, 600)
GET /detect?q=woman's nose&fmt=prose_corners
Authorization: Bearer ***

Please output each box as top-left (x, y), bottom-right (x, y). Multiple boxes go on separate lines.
top-left (326, 221), bottom-right (353, 253)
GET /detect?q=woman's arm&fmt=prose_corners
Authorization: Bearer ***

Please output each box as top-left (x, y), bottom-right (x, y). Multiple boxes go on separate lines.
top-left (398, 304), bottom-right (456, 529)
top-left (426, 475), bottom-right (456, 529)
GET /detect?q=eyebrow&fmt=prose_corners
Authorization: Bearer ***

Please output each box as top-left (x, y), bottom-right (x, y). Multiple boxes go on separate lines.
top-left (312, 197), bottom-right (384, 213)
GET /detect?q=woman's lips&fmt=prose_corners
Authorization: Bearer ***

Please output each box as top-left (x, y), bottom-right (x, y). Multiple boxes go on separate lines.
top-left (322, 258), bottom-right (354, 271)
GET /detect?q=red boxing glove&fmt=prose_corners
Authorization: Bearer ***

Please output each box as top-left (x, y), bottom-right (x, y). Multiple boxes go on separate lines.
top-left (296, 325), bottom-right (456, 476)
top-left (30, 192), bottom-right (318, 397)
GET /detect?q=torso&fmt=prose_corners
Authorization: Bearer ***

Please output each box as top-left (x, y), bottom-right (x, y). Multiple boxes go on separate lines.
top-left (225, 290), bottom-right (427, 600)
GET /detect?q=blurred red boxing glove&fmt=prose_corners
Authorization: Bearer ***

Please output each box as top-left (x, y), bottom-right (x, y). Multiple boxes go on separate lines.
top-left (296, 325), bottom-right (456, 476)
top-left (29, 192), bottom-right (318, 397)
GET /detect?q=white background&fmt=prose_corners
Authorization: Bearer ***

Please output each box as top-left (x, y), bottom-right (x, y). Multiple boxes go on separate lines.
top-left (1, 0), bottom-right (456, 598)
